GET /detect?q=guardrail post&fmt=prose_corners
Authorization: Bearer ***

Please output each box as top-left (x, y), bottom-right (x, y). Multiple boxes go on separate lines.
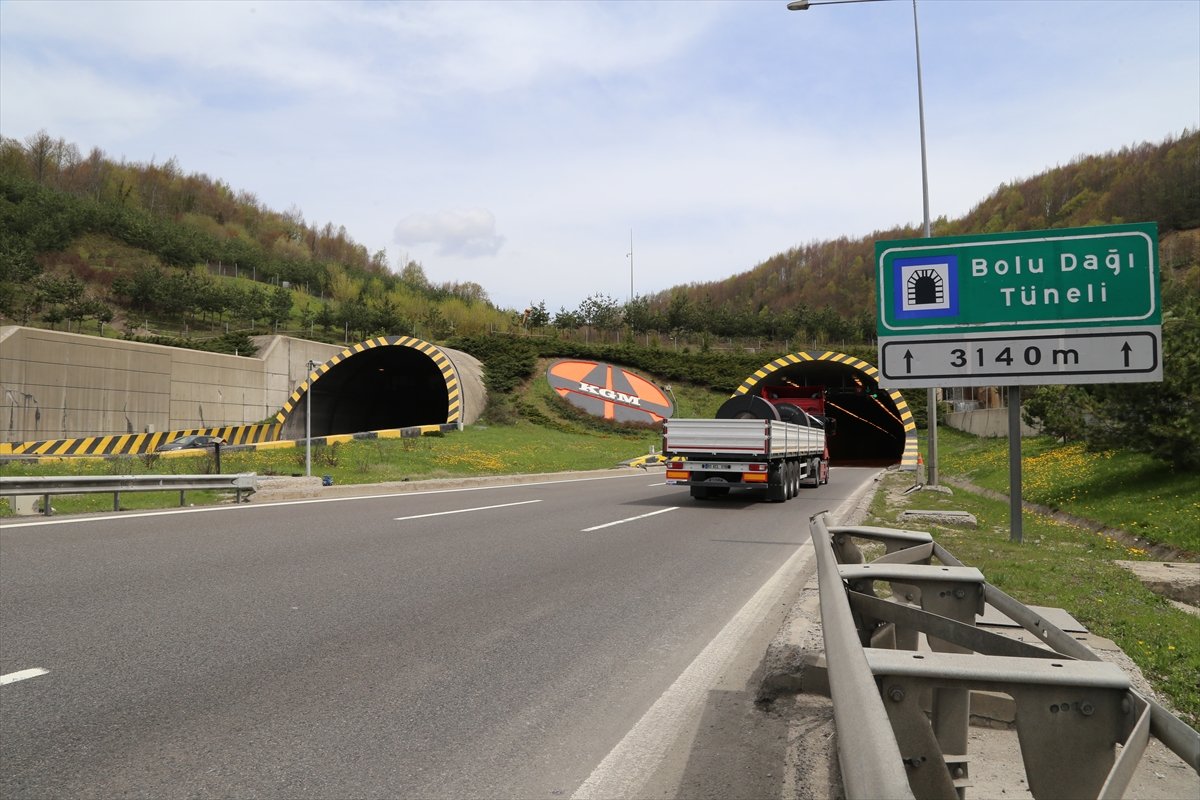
top-left (113, 492), bottom-right (120, 512)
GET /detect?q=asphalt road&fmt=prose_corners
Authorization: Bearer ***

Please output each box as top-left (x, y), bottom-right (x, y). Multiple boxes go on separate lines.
top-left (1, 468), bottom-right (876, 799)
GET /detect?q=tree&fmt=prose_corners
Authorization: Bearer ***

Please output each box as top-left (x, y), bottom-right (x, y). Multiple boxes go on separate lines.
top-left (368, 293), bottom-right (405, 334)
top-left (623, 296), bottom-right (658, 337)
top-left (316, 301), bottom-right (336, 334)
top-left (580, 293), bottom-right (621, 340)
top-left (666, 291), bottom-right (695, 334)
top-left (0, 234), bottom-right (41, 318)
top-left (1084, 306), bottom-right (1200, 470)
top-left (399, 261), bottom-right (430, 292)
top-left (297, 297), bottom-right (318, 335)
top-left (553, 307), bottom-right (582, 331)
top-left (268, 286), bottom-right (293, 331)
top-left (237, 284), bottom-right (270, 327)
top-left (1021, 386), bottom-right (1090, 443)
top-left (525, 300), bottom-right (550, 330)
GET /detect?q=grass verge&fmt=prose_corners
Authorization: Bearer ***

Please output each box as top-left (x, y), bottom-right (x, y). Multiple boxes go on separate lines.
top-left (928, 427), bottom-right (1199, 555)
top-left (0, 424), bottom-right (663, 516)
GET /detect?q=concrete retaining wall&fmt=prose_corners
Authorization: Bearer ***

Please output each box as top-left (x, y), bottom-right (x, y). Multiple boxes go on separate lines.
top-left (943, 407), bottom-right (1039, 438)
top-left (1, 326), bottom-right (485, 446)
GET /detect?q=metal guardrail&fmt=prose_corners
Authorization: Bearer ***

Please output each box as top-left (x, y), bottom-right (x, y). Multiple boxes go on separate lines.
top-left (0, 473), bottom-right (258, 515)
top-left (809, 511), bottom-right (1200, 800)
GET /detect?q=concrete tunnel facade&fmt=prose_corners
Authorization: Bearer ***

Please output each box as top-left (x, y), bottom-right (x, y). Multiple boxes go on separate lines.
top-left (271, 339), bottom-right (916, 471)
top-left (276, 336), bottom-right (484, 439)
top-left (732, 351), bottom-right (919, 469)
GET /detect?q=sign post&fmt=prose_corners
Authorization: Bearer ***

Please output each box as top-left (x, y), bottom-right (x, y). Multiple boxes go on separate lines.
top-left (875, 223), bottom-right (1163, 541)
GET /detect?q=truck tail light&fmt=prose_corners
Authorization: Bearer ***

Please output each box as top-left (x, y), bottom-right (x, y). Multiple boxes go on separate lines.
top-left (668, 461), bottom-right (685, 469)
top-left (666, 470), bottom-right (690, 481)
top-left (743, 472), bottom-right (768, 483)
top-left (746, 463), bottom-right (767, 472)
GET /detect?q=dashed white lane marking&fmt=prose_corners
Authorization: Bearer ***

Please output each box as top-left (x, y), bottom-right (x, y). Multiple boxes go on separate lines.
top-left (646, 482), bottom-right (667, 487)
top-left (0, 668), bottom-right (49, 686)
top-left (394, 499), bottom-right (541, 521)
top-left (580, 506), bottom-right (678, 532)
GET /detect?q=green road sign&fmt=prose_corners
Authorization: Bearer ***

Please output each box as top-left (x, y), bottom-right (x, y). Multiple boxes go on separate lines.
top-left (875, 223), bottom-right (1163, 388)
top-left (875, 222), bottom-right (1160, 336)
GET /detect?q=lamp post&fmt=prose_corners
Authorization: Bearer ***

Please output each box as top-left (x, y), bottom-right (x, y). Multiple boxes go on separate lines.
top-left (305, 360), bottom-right (317, 477)
top-left (787, 0), bottom-right (939, 485)
top-left (626, 229), bottom-right (635, 302)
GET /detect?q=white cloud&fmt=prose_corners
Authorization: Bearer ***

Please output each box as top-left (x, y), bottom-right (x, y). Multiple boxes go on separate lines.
top-left (1, 0), bottom-right (1196, 313)
top-left (393, 209), bottom-right (506, 259)
top-left (0, 55), bottom-right (186, 142)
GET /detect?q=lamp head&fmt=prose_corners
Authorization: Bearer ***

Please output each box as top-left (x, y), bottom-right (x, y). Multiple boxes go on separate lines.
top-left (786, 0), bottom-right (811, 9)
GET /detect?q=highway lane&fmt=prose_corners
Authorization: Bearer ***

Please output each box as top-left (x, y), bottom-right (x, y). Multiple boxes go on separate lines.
top-left (0, 467), bottom-right (876, 798)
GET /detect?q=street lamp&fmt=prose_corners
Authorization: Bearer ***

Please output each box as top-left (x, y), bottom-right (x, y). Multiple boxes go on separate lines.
top-left (626, 229), bottom-right (635, 302)
top-left (305, 360), bottom-right (317, 477)
top-left (788, 0), bottom-right (939, 485)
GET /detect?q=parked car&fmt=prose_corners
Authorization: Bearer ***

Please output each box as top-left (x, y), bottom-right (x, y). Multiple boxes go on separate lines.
top-left (155, 434), bottom-right (224, 452)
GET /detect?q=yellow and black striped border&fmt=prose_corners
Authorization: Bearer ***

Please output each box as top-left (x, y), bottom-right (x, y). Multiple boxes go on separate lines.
top-left (275, 336), bottom-right (462, 425)
top-left (249, 423), bottom-right (459, 453)
top-left (732, 350), bottom-right (919, 471)
top-left (0, 423), bottom-right (281, 458)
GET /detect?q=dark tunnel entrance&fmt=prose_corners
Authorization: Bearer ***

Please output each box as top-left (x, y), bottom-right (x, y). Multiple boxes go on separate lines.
top-left (280, 338), bottom-right (456, 439)
top-left (733, 353), bottom-right (914, 467)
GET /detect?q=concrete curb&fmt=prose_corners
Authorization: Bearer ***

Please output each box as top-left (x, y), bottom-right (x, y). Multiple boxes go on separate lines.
top-left (756, 468), bottom-right (886, 702)
top-left (253, 466), bottom-right (654, 502)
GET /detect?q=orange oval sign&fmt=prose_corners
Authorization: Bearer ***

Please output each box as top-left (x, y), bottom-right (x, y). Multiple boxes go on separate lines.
top-left (546, 360), bottom-right (675, 424)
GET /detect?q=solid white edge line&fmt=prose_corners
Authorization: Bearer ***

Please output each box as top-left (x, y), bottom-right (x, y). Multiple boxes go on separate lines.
top-left (0, 471), bottom-right (652, 529)
top-left (394, 499), bottom-right (540, 521)
top-left (0, 668), bottom-right (49, 685)
top-left (570, 535), bottom-right (817, 799)
top-left (580, 506), bottom-right (678, 532)
top-left (571, 468), bottom-right (879, 799)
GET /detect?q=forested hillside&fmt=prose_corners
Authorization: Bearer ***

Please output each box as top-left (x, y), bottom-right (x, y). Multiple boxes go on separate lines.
top-left (640, 129), bottom-right (1198, 331)
top-left (1, 129), bottom-right (1196, 349)
top-left (1, 128), bottom-right (1197, 468)
top-left (0, 132), bottom-right (512, 350)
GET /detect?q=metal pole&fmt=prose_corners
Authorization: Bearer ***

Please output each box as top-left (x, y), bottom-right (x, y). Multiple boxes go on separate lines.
top-left (1008, 385), bottom-right (1022, 543)
top-left (627, 229), bottom-right (634, 302)
top-left (911, 0), bottom-right (939, 487)
top-left (305, 360), bottom-right (316, 478)
top-left (788, 0), bottom-right (939, 484)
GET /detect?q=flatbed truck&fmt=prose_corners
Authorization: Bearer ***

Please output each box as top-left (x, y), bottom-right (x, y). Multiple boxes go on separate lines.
top-left (663, 394), bottom-right (829, 502)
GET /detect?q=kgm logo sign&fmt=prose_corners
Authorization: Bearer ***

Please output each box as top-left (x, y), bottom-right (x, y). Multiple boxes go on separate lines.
top-left (546, 359), bottom-right (675, 424)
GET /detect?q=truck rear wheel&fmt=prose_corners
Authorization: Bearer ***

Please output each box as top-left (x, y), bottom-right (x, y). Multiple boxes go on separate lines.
top-left (767, 466), bottom-right (788, 502)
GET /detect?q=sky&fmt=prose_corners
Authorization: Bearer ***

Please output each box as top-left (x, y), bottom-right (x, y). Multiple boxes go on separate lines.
top-left (1, 0), bottom-right (1197, 313)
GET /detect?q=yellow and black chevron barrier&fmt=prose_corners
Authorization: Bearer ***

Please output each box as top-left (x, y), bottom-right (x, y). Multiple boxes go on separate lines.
top-left (0, 423), bottom-right (281, 459)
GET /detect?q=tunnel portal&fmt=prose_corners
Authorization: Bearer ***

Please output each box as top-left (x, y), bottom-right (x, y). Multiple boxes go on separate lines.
top-left (278, 336), bottom-right (461, 439)
top-left (732, 351), bottom-right (917, 468)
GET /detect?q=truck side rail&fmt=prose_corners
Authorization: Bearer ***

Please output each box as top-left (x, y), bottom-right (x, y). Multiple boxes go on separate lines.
top-left (0, 473), bottom-right (258, 515)
top-left (663, 418), bottom-right (824, 458)
top-left (809, 512), bottom-right (1199, 800)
